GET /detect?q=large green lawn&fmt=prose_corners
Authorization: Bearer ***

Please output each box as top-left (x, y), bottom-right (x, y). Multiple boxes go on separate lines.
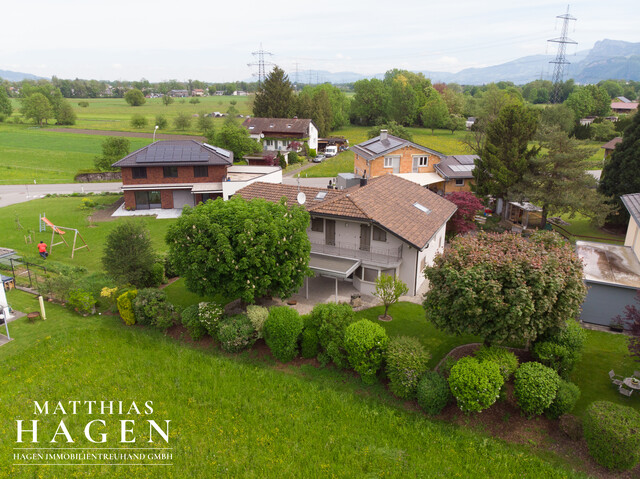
top-left (0, 290), bottom-right (586, 478)
top-left (0, 124), bottom-right (151, 184)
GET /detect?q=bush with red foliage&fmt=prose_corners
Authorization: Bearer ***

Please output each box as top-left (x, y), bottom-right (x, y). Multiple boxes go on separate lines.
top-left (445, 191), bottom-right (484, 235)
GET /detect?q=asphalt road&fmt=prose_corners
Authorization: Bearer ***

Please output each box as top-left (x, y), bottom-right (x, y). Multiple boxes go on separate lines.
top-left (0, 183), bottom-right (123, 208)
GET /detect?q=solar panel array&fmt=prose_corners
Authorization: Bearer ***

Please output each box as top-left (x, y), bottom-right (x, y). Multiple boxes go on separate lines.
top-left (361, 136), bottom-right (403, 155)
top-left (449, 164), bottom-right (475, 172)
top-left (136, 143), bottom-right (210, 163)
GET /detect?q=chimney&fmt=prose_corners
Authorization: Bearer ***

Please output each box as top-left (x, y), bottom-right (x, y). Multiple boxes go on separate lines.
top-left (380, 129), bottom-right (388, 141)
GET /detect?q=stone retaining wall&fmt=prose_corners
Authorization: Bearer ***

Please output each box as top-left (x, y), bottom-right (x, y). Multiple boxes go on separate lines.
top-left (74, 172), bottom-right (122, 182)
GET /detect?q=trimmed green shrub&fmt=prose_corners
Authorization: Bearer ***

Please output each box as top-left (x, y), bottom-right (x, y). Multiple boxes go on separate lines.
top-left (67, 289), bottom-right (96, 315)
top-left (150, 262), bottom-right (166, 287)
top-left (448, 357), bottom-right (503, 413)
top-left (300, 314), bottom-right (320, 359)
top-left (264, 306), bottom-right (303, 363)
top-left (217, 314), bottom-right (255, 353)
top-left (534, 320), bottom-right (586, 378)
top-left (344, 320), bottom-right (389, 384)
top-left (416, 371), bottom-right (451, 415)
top-left (385, 336), bottom-right (431, 399)
top-left (513, 362), bottom-right (560, 417)
top-left (532, 342), bottom-right (572, 379)
top-left (288, 151), bottom-right (299, 164)
top-left (133, 288), bottom-right (176, 331)
top-left (78, 101), bottom-right (89, 108)
top-left (116, 289), bottom-right (137, 326)
top-left (311, 302), bottom-right (355, 368)
top-left (583, 401), bottom-right (640, 470)
top-left (247, 305), bottom-right (269, 339)
top-left (181, 304), bottom-right (206, 341)
top-left (130, 114), bottom-right (147, 129)
top-left (199, 302), bottom-right (224, 339)
top-left (546, 380), bottom-right (580, 419)
top-left (474, 346), bottom-right (519, 381)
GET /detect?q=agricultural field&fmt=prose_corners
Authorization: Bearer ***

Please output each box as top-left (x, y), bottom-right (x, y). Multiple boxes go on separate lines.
top-left (0, 124), bottom-right (151, 184)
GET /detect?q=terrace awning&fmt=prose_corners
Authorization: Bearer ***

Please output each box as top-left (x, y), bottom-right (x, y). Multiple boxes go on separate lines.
top-left (307, 253), bottom-right (361, 302)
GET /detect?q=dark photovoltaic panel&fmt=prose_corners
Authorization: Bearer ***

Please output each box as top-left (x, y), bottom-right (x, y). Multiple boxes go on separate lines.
top-left (136, 143), bottom-right (209, 163)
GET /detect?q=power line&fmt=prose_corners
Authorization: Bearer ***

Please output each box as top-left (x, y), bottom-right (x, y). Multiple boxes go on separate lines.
top-left (247, 43), bottom-right (274, 87)
top-left (548, 5), bottom-right (577, 103)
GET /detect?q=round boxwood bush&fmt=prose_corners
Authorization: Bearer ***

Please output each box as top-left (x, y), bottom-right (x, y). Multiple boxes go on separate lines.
top-left (263, 306), bottom-right (303, 363)
top-left (448, 357), bottom-right (503, 413)
top-left (583, 401), bottom-right (640, 470)
top-left (474, 346), bottom-right (519, 381)
top-left (133, 288), bottom-right (176, 330)
top-left (300, 314), bottom-right (320, 359)
top-left (534, 320), bottom-right (586, 378)
top-left (546, 379), bottom-right (580, 419)
top-left (513, 361), bottom-right (560, 417)
top-left (181, 303), bottom-right (206, 341)
top-left (385, 336), bottom-right (431, 399)
top-left (344, 319), bottom-right (389, 385)
top-left (416, 371), bottom-right (451, 415)
top-left (532, 341), bottom-right (572, 378)
top-left (217, 314), bottom-right (256, 353)
top-left (311, 302), bottom-right (355, 368)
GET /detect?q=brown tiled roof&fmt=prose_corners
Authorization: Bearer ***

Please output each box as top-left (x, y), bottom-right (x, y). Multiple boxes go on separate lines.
top-left (241, 117), bottom-right (316, 136)
top-left (234, 182), bottom-right (342, 208)
top-left (601, 137), bottom-right (623, 150)
top-left (112, 140), bottom-right (233, 167)
top-left (611, 102), bottom-right (638, 110)
top-left (237, 175), bottom-right (457, 249)
top-left (351, 133), bottom-right (446, 162)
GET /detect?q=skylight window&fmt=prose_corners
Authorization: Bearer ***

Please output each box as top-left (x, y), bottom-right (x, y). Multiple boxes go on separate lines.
top-left (315, 191), bottom-right (327, 200)
top-left (413, 202), bottom-right (431, 214)
top-left (248, 126), bottom-right (254, 130)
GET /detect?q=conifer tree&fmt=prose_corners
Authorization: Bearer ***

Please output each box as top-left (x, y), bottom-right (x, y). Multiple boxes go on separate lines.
top-left (253, 66), bottom-right (295, 118)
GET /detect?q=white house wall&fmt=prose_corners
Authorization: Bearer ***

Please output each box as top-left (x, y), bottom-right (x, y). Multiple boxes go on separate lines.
top-left (625, 218), bottom-right (640, 261)
top-left (223, 169), bottom-right (283, 200)
top-left (414, 223), bottom-right (447, 294)
top-left (308, 125), bottom-right (318, 151)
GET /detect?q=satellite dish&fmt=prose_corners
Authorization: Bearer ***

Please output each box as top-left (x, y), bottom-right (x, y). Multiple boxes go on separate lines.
top-left (297, 192), bottom-right (306, 205)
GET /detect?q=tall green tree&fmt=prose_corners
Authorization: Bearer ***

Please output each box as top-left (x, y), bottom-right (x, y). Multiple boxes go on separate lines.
top-left (252, 66), bottom-right (295, 118)
top-left (473, 105), bottom-right (540, 213)
top-left (21, 92), bottom-right (53, 126)
top-left (388, 75), bottom-right (419, 126)
top-left (94, 137), bottom-right (131, 171)
top-left (124, 88), bottom-right (146, 106)
top-left (208, 120), bottom-right (261, 161)
top-left (350, 78), bottom-right (388, 126)
top-left (599, 112), bottom-right (640, 224)
top-left (0, 87), bottom-right (12, 118)
top-left (102, 221), bottom-right (157, 287)
top-left (420, 87), bottom-right (449, 132)
top-left (366, 121), bottom-right (413, 141)
top-left (166, 196), bottom-right (312, 303)
top-left (513, 128), bottom-right (613, 228)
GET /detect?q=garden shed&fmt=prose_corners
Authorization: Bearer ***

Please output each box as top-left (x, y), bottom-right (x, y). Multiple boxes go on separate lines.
top-left (576, 241), bottom-right (639, 329)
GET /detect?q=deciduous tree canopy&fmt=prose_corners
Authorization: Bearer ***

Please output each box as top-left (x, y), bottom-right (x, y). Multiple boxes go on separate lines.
top-left (423, 231), bottom-right (586, 346)
top-left (166, 197), bottom-right (312, 303)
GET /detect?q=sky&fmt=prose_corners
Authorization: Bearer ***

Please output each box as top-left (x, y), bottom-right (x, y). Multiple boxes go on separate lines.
top-left (1, 0), bottom-right (638, 83)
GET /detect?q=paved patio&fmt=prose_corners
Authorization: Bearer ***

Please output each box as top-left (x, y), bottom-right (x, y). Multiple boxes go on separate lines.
top-left (111, 204), bottom-right (183, 219)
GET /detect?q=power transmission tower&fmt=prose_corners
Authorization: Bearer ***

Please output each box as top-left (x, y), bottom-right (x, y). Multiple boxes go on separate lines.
top-left (548, 5), bottom-right (577, 103)
top-left (294, 62), bottom-right (300, 91)
top-left (247, 43), bottom-right (274, 87)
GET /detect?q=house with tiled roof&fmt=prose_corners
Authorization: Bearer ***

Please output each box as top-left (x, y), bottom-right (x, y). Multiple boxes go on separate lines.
top-left (601, 137), bottom-right (622, 161)
top-left (236, 174), bottom-right (457, 296)
top-left (352, 130), bottom-right (477, 194)
top-left (611, 101), bottom-right (638, 115)
top-left (242, 117), bottom-right (318, 152)
top-left (112, 140), bottom-right (282, 210)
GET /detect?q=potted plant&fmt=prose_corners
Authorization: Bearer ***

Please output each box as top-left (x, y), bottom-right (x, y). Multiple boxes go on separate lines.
top-left (609, 317), bottom-right (625, 332)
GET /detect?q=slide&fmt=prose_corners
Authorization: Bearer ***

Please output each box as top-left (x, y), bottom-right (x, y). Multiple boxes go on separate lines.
top-left (42, 217), bottom-right (65, 235)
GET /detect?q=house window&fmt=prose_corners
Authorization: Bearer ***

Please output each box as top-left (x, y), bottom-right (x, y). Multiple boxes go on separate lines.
top-left (193, 165), bottom-right (208, 178)
top-left (415, 155), bottom-right (429, 167)
top-left (372, 226), bottom-right (387, 242)
top-left (163, 166), bottom-right (178, 178)
top-left (311, 218), bottom-right (324, 232)
top-left (384, 156), bottom-right (393, 168)
top-left (455, 179), bottom-right (465, 186)
top-left (363, 267), bottom-right (378, 283)
top-left (131, 167), bottom-right (147, 179)
top-left (266, 139), bottom-right (274, 147)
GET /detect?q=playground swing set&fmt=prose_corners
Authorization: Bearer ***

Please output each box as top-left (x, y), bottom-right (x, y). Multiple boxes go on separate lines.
top-left (39, 213), bottom-right (90, 259)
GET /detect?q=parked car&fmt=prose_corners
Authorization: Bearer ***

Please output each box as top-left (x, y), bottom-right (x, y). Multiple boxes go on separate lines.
top-left (312, 155), bottom-right (326, 163)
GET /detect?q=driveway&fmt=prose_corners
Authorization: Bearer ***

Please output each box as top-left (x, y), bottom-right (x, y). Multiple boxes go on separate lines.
top-left (0, 183), bottom-right (123, 208)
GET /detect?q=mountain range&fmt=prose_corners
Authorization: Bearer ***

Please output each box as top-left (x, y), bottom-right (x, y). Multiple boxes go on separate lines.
top-left (2, 39), bottom-right (639, 85)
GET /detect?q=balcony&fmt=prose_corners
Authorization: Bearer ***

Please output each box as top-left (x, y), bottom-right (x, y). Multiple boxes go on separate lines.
top-left (310, 241), bottom-right (402, 265)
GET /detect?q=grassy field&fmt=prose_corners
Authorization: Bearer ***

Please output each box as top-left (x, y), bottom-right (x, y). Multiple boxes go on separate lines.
top-left (0, 124), bottom-right (151, 184)
top-left (0, 195), bottom-right (173, 273)
top-left (0, 290), bottom-right (587, 478)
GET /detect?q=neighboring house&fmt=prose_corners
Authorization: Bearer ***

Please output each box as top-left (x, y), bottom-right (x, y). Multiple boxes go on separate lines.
top-left (353, 130), bottom-right (445, 189)
top-left (214, 91), bottom-right (225, 96)
top-left (575, 193), bottom-right (640, 330)
top-left (465, 117), bottom-right (476, 129)
top-left (611, 101), bottom-right (638, 114)
top-left (169, 90), bottom-right (189, 98)
top-left (242, 117), bottom-right (319, 152)
top-left (318, 136), bottom-right (349, 153)
top-left (232, 90), bottom-right (248, 96)
top-left (615, 96), bottom-right (632, 103)
top-left (236, 174), bottom-right (457, 296)
top-left (601, 137), bottom-right (623, 161)
top-left (433, 155), bottom-right (477, 194)
top-left (192, 89), bottom-right (205, 97)
top-left (112, 140), bottom-right (282, 210)
top-left (580, 117), bottom-right (596, 126)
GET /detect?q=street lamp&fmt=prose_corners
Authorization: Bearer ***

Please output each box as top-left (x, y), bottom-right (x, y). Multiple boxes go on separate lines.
top-left (153, 125), bottom-right (159, 142)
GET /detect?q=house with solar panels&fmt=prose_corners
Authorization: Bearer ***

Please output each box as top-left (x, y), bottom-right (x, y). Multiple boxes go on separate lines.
top-left (352, 130), bottom-right (477, 195)
top-left (112, 140), bottom-right (282, 211)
